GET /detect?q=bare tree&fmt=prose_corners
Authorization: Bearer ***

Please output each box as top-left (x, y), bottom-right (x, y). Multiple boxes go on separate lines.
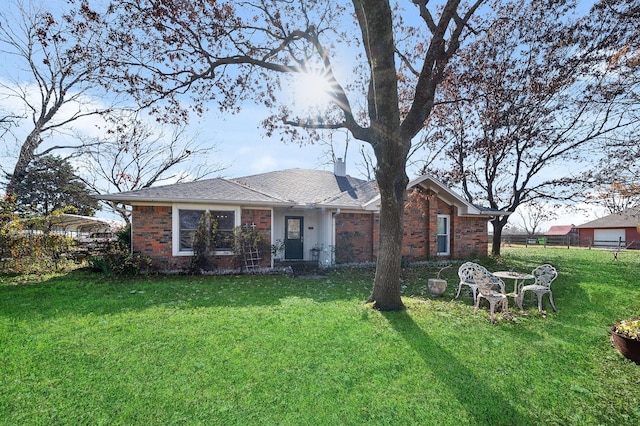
top-left (80, 0), bottom-right (483, 310)
top-left (80, 113), bottom-right (227, 223)
top-left (516, 203), bottom-right (558, 236)
top-left (419, 0), bottom-right (639, 255)
top-left (0, 0), bottom-right (117, 195)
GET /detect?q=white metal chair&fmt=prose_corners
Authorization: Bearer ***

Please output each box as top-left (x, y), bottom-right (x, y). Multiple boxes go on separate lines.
top-left (456, 262), bottom-right (498, 304)
top-left (473, 269), bottom-right (508, 324)
top-left (517, 264), bottom-right (558, 312)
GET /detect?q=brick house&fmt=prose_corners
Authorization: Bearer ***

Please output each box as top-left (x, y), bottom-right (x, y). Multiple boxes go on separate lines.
top-left (99, 161), bottom-right (505, 272)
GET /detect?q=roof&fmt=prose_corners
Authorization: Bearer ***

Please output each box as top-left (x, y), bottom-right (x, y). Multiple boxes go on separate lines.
top-left (99, 178), bottom-right (287, 206)
top-left (99, 169), bottom-right (374, 209)
top-left (578, 207), bottom-right (640, 229)
top-left (545, 225), bottom-right (576, 235)
top-left (98, 168), bottom-right (507, 215)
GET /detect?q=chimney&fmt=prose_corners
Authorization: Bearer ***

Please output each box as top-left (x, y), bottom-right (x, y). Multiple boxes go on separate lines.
top-left (334, 158), bottom-right (346, 177)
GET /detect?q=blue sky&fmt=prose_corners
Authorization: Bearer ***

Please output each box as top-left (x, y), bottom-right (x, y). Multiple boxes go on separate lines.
top-left (0, 0), bottom-right (607, 230)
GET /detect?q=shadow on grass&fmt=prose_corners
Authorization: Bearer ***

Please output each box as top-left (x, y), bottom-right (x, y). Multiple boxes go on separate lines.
top-left (382, 310), bottom-right (534, 425)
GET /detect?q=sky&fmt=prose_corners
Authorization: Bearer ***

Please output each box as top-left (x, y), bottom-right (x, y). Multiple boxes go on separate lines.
top-left (0, 0), bottom-right (609, 231)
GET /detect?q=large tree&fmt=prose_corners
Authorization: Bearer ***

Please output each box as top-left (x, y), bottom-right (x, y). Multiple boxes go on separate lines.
top-left (0, 0), bottom-right (116, 196)
top-left (80, 0), bottom-right (482, 310)
top-left (11, 155), bottom-right (99, 216)
top-left (418, 0), bottom-right (639, 255)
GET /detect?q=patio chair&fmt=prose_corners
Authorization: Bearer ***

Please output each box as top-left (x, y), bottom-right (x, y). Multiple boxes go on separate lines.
top-left (473, 269), bottom-right (508, 324)
top-left (516, 264), bottom-right (558, 312)
top-left (456, 262), bottom-right (499, 304)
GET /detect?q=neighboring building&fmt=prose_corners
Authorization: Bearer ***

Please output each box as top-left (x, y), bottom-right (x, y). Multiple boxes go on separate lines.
top-left (99, 161), bottom-right (507, 272)
top-left (545, 225), bottom-right (578, 237)
top-left (577, 207), bottom-right (640, 249)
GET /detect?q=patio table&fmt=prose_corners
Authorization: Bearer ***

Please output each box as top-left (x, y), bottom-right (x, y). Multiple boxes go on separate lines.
top-left (493, 271), bottom-right (534, 298)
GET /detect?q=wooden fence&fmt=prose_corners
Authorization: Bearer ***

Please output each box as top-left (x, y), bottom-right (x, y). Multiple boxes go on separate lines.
top-left (501, 234), bottom-right (639, 250)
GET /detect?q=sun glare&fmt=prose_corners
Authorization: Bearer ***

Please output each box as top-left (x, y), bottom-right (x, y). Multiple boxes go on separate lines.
top-left (291, 70), bottom-right (334, 110)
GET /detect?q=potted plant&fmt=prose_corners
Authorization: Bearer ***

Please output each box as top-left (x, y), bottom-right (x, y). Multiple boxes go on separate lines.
top-left (427, 265), bottom-right (451, 297)
top-left (271, 239), bottom-right (285, 261)
top-left (610, 318), bottom-right (640, 365)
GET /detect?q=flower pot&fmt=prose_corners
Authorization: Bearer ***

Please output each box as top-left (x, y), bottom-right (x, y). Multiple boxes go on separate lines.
top-left (610, 328), bottom-right (640, 365)
top-left (427, 278), bottom-right (447, 297)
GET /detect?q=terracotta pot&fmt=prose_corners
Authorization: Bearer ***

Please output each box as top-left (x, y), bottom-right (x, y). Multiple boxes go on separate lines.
top-left (427, 278), bottom-right (447, 297)
top-left (610, 328), bottom-right (640, 365)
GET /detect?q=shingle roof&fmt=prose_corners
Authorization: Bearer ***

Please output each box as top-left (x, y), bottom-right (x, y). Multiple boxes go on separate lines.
top-left (234, 168), bottom-right (371, 206)
top-left (99, 169), bottom-right (377, 209)
top-left (99, 178), bottom-right (287, 206)
top-left (578, 207), bottom-right (640, 228)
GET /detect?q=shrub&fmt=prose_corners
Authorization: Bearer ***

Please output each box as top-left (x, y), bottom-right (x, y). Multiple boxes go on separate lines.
top-left (88, 242), bottom-right (151, 275)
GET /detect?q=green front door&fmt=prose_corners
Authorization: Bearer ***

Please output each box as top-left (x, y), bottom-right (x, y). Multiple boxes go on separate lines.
top-left (285, 216), bottom-right (304, 259)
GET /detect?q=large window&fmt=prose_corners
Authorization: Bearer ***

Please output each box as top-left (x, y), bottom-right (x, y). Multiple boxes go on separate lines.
top-left (177, 208), bottom-right (236, 253)
top-left (437, 215), bottom-right (450, 255)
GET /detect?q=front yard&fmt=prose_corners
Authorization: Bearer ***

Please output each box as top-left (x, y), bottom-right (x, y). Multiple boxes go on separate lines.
top-left (1, 247), bottom-right (639, 425)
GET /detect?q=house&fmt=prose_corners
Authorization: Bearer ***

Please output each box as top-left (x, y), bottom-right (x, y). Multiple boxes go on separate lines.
top-left (577, 207), bottom-right (640, 249)
top-left (99, 161), bottom-right (506, 272)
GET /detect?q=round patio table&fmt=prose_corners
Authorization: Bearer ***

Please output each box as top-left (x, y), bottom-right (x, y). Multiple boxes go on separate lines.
top-left (493, 271), bottom-right (534, 297)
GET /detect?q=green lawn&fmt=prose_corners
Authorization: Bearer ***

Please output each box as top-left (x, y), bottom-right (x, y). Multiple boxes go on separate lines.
top-left (1, 247), bottom-right (639, 425)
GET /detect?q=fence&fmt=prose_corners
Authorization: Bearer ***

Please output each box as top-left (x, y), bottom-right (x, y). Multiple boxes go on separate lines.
top-left (501, 234), bottom-right (639, 250)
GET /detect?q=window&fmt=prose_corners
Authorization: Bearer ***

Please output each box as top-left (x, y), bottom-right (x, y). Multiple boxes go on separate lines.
top-left (176, 208), bottom-right (236, 254)
top-left (179, 210), bottom-right (203, 251)
top-left (437, 215), bottom-right (450, 255)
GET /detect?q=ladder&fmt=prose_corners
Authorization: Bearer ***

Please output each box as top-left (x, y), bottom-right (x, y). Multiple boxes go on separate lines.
top-left (241, 224), bottom-right (260, 272)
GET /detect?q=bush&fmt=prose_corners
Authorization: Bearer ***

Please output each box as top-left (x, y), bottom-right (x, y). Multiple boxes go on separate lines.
top-left (0, 232), bottom-right (77, 274)
top-left (88, 243), bottom-right (151, 275)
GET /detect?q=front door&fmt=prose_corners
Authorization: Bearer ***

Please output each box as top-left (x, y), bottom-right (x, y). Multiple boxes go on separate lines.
top-left (285, 216), bottom-right (304, 259)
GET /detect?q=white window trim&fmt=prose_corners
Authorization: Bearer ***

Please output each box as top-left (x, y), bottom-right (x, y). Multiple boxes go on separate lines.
top-left (172, 204), bottom-right (241, 256)
top-left (437, 214), bottom-right (450, 256)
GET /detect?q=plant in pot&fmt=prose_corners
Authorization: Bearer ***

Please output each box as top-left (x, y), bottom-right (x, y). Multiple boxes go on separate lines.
top-left (271, 239), bottom-right (285, 261)
top-left (610, 318), bottom-right (640, 365)
top-left (427, 265), bottom-right (451, 297)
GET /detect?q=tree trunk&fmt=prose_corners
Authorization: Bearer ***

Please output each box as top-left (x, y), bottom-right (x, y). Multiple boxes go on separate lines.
top-left (353, 0), bottom-right (409, 310)
top-left (490, 216), bottom-right (509, 256)
top-left (6, 128), bottom-right (42, 196)
top-left (368, 160), bottom-right (408, 310)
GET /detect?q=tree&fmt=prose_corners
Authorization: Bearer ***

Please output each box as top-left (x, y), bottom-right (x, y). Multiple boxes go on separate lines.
top-left (0, 0), bottom-right (116, 196)
top-left (80, 0), bottom-right (483, 310)
top-left (581, 0), bottom-right (640, 202)
top-left (515, 203), bottom-right (558, 236)
top-left (79, 112), bottom-right (227, 223)
top-left (11, 155), bottom-right (99, 216)
top-left (591, 182), bottom-right (640, 214)
top-left (418, 0), bottom-right (639, 255)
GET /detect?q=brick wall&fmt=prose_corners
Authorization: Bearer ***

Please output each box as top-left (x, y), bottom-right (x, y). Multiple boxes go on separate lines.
top-left (350, 188), bottom-right (490, 262)
top-left (132, 205), bottom-right (175, 270)
top-left (335, 212), bottom-right (375, 263)
top-left (452, 216), bottom-right (488, 258)
top-left (131, 205), bottom-right (272, 272)
top-left (240, 208), bottom-right (272, 268)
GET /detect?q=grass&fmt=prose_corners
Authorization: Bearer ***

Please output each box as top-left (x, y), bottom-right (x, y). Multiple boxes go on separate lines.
top-left (1, 247), bottom-right (639, 425)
